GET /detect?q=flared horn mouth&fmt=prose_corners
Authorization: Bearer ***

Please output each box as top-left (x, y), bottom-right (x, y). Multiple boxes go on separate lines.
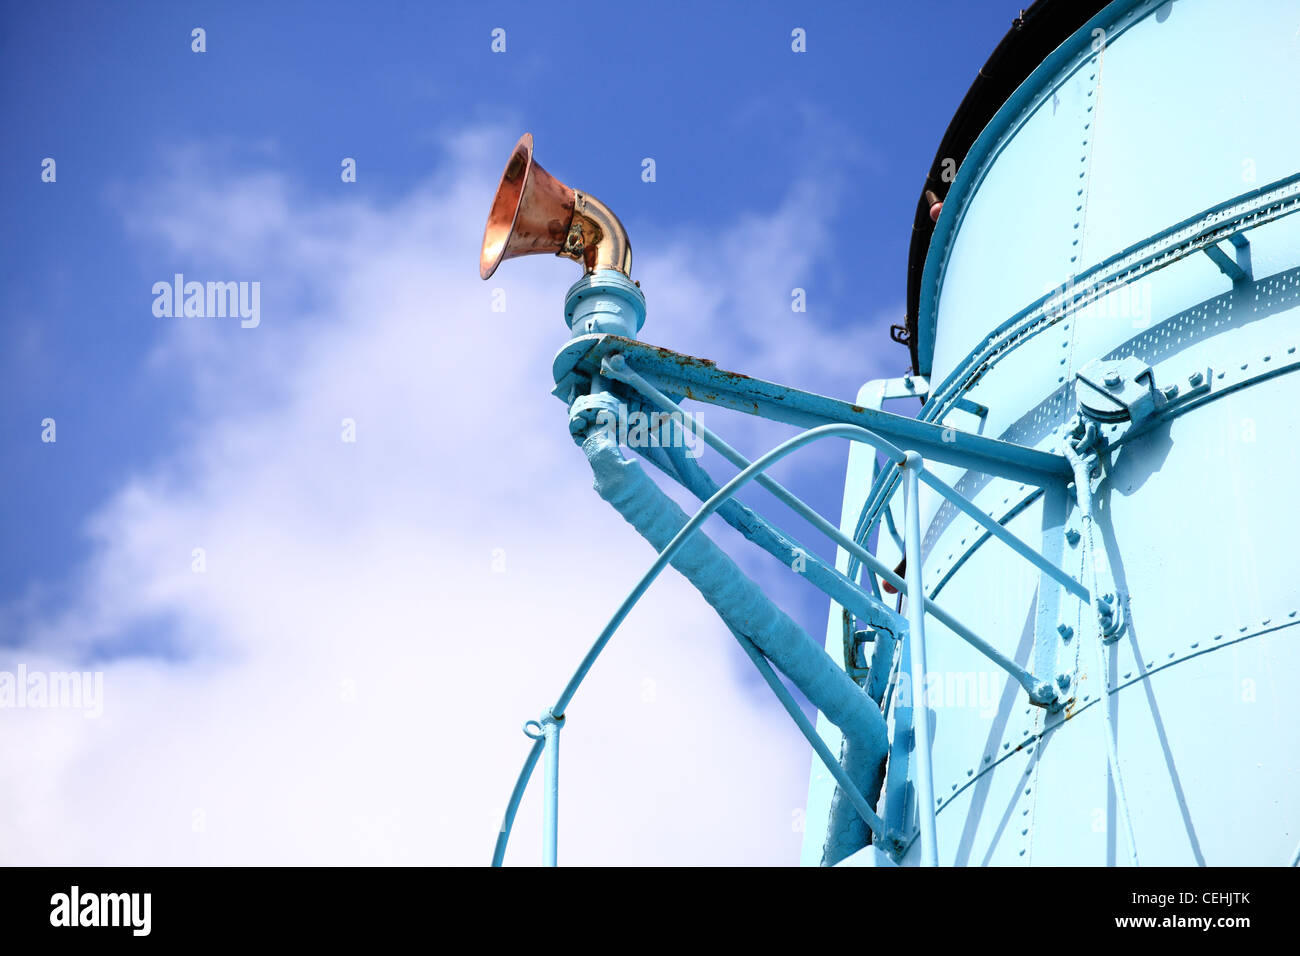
top-left (479, 132), bottom-right (632, 280)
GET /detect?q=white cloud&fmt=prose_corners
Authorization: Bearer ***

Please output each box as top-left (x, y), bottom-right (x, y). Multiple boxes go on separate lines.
top-left (1, 127), bottom-right (897, 865)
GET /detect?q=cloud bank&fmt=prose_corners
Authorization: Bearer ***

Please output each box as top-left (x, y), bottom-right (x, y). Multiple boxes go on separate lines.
top-left (1, 127), bottom-right (897, 865)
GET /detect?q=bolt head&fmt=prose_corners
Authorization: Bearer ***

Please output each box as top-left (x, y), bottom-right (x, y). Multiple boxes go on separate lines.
top-left (1103, 369), bottom-right (1122, 387)
top-left (1065, 528), bottom-right (1081, 546)
top-left (1188, 370), bottom-right (1204, 387)
top-left (1057, 673), bottom-right (1072, 690)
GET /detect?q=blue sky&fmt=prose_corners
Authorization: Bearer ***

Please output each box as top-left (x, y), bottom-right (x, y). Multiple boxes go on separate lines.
top-left (1, 1), bottom-right (1015, 863)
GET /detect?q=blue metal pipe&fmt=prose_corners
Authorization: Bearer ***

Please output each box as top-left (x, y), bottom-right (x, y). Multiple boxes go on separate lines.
top-left (903, 453), bottom-right (939, 866)
top-left (643, 433), bottom-right (907, 648)
top-left (553, 339), bottom-right (1068, 482)
top-left (864, 626), bottom-right (899, 706)
top-left (580, 423), bottom-right (889, 864)
top-left (915, 467), bottom-right (1089, 602)
top-left (541, 710), bottom-right (563, 866)
top-left (550, 422), bottom-right (886, 716)
top-left (491, 736), bottom-right (543, 867)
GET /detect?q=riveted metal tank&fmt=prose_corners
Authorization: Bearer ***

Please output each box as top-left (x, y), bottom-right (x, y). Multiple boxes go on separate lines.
top-left (805, 0), bottom-right (1300, 866)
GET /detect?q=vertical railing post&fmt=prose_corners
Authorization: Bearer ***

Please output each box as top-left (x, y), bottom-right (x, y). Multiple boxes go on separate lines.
top-left (903, 451), bottom-right (939, 866)
top-left (541, 709), bottom-right (564, 866)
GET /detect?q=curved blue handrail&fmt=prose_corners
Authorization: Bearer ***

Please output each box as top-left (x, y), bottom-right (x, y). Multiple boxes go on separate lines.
top-left (492, 422), bottom-right (904, 866)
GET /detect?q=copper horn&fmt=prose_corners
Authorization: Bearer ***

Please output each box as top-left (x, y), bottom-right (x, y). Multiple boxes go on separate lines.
top-left (479, 132), bottom-right (632, 280)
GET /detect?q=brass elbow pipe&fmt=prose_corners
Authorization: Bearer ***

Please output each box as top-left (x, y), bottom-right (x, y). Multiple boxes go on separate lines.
top-left (561, 190), bottom-right (632, 277)
top-left (479, 133), bottom-right (633, 280)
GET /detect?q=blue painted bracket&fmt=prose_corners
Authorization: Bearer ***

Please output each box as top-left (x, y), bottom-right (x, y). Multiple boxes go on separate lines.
top-left (1075, 355), bottom-right (1212, 439)
top-left (553, 335), bottom-right (1071, 485)
top-left (859, 373), bottom-right (929, 408)
top-left (1203, 233), bottom-right (1252, 285)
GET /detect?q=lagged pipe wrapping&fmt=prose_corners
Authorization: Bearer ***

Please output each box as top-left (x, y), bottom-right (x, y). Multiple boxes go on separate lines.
top-left (582, 427), bottom-right (888, 865)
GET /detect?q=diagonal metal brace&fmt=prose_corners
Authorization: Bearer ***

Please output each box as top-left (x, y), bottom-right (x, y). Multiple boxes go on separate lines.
top-left (1203, 233), bottom-right (1253, 285)
top-left (554, 334), bottom-right (1072, 485)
